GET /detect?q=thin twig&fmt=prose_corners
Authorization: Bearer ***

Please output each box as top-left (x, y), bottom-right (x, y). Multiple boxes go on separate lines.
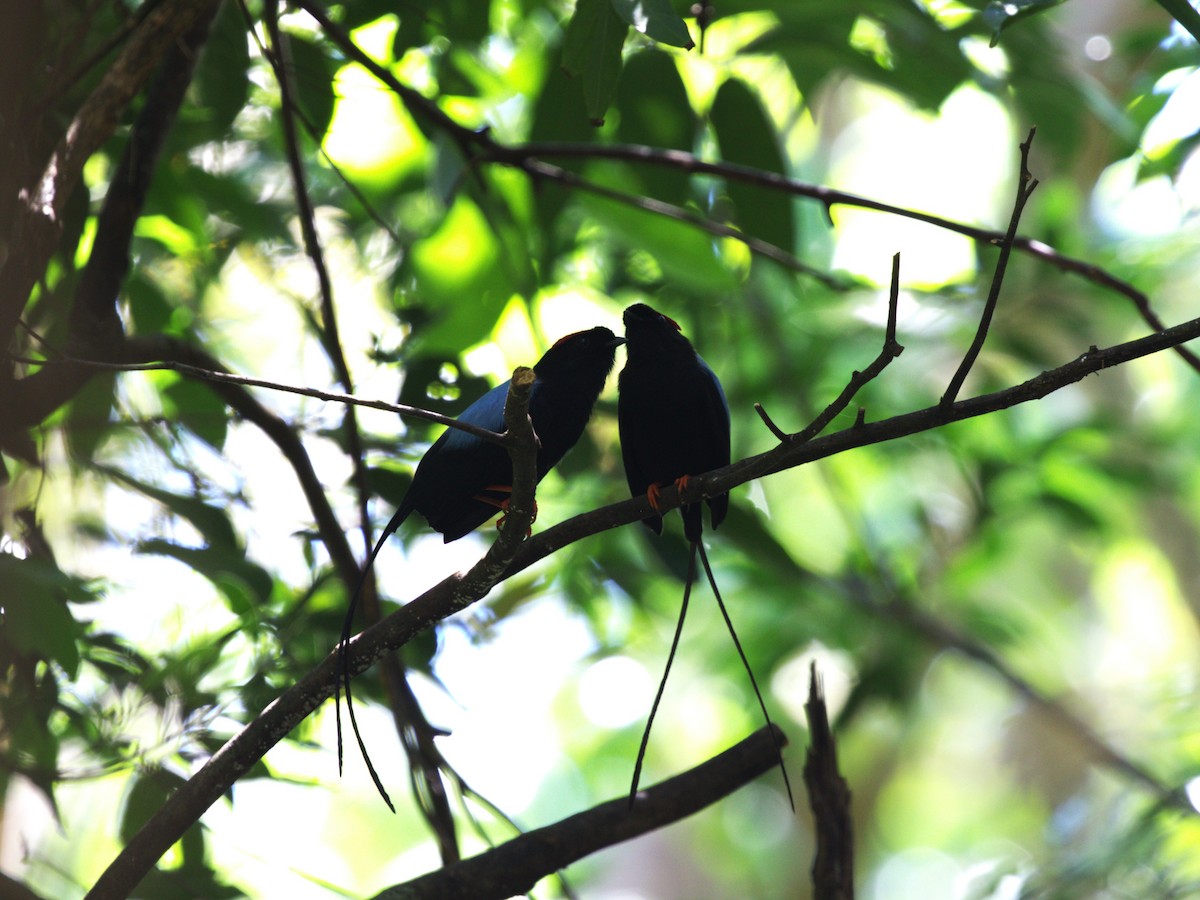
top-left (517, 158), bottom-right (843, 288)
top-left (942, 127), bottom-right (1039, 406)
top-left (756, 252), bottom-right (905, 445)
top-left (8, 354), bottom-right (507, 444)
top-left (491, 140), bottom-right (1200, 375)
top-left (754, 403), bottom-right (788, 442)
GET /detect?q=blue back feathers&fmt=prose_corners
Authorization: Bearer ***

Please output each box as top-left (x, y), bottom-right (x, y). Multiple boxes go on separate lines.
top-left (396, 326), bottom-right (623, 542)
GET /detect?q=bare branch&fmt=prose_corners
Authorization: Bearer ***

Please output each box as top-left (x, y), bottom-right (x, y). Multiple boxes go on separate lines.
top-left (7, 8), bottom-right (218, 429)
top-left (804, 665), bottom-right (854, 900)
top-left (753, 253), bottom-right (905, 448)
top-left (8, 354), bottom-right (507, 445)
top-left (88, 307), bottom-right (1200, 900)
top-left (0, 0), bottom-right (221, 349)
top-left (860, 590), bottom-right (1188, 812)
top-left (517, 158), bottom-right (843, 288)
top-left (371, 725), bottom-right (789, 900)
top-left (942, 128), bottom-right (1039, 406)
top-left (489, 141), bottom-right (1200, 374)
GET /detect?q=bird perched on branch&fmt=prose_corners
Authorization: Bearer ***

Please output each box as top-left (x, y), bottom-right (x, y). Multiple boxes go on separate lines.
top-left (617, 302), bottom-right (791, 808)
top-left (339, 325), bottom-right (624, 806)
top-left (385, 325), bottom-right (625, 542)
top-left (618, 302), bottom-right (730, 540)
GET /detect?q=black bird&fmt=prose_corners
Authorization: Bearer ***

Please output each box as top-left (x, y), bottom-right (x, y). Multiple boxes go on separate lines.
top-left (618, 302), bottom-right (730, 540)
top-left (617, 302), bottom-right (792, 808)
top-left (384, 325), bottom-right (625, 542)
top-left (339, 325), bottom-right (624, 805)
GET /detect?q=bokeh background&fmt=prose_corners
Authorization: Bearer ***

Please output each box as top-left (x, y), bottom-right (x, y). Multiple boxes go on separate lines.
top-left (4, 1), bottom-right (1200, 897)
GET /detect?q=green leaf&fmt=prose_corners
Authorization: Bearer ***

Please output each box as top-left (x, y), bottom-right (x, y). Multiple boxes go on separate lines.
top-left (192, 0), bottom-right (250, 134)
top-left (982, 0), bottom-right (1066, 47)
top-left (162, 374), bottom-right (229, 449)
top-left (616, 51), bottom-right (696, 207)
top-left (405, 197), bottom-right (517, 354)
top-left (0, 554), bottom-right (86, 678)
top-left (579, 161), bottom-right (740, 294)
top-left (121, 769), bottom-right (182, 846)
top-left (609, 0), bottom-right (694, 49)
top-left (563, 0), bottom-right (628, 124)
top-left (137, 539), bottom-right (274, 610)
top-left (529, 64), bottom-right (597, 253)
top-left (64, 371), bottom-right (116, 465)
top-left (1153, 0), bottom-right (1200, 43)
top-left (101, 465), bottom-right (240, 552)
top-left (710, 77), bottom-right (795, 254)
top-left (287, 34), bottom-right (338, 138)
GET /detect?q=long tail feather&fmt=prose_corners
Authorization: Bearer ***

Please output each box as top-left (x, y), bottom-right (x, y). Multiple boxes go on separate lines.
top-left (336, 504), bottom-right (410, 811)
top-left (629, 540), bottom-right (698, 808)
top-left (697, 540), bottom-right (795, 811)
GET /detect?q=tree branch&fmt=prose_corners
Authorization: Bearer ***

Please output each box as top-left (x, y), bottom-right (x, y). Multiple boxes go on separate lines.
top-left (494, 140), bottom-right (1197, 363)
top-left (942, 127), bottom-right (1039, 406)
top-left (860, 588), bottom-right (1189, 812)
top-left (86, 307), bottom-right (1200, 898)
top-left (276, 11), bottom-right (1196, 377)
top-left (0, 0), bottom-right (221, 350)
top-left (8, 354), bottom-right (507, 445)
top-left (804, 665), bottom-right (854, 900)
top-left (371, 725), bottom-right (788, 900)
top-left (87, 364), bottom-right (542, 900)
top-left (8, 7), bottom-right (218, 431)
top-left (757, 251), bottom-right (905, 445)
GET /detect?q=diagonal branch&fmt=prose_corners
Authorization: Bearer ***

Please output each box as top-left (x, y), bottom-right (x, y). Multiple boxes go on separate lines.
top-left (492, 141), bottom-right (1200, 375)
top-left (942, 127), bottom-right (1039, 406)
top-left (370, 725), bottom-right (788, 900)
top-left (291, 4), bottom-right (1199, 383)
top-left (757, 251), bottom-right (905, 445)
top-left (86, 364), bottom-right (542, 900)
top-left (8, 354), bottom-right (507, 445)
top-left (861, 588), bottom-right (1184, 808)
top-left (86, 306), bottom-right (1200, 900)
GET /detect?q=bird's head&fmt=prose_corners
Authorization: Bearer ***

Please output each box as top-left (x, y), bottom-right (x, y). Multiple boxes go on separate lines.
top-left (622, 303), bottom-right (694, 360)
top-left (535, 326), bottom-right (625, 383)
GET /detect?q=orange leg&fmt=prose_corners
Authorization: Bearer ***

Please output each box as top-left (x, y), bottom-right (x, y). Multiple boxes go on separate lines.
top-left (474, 485), bottom-right (537, 536)
top-left (473, 484), bottom-right (512, 510)
top-left (646, 475), bottom-right (691, 512)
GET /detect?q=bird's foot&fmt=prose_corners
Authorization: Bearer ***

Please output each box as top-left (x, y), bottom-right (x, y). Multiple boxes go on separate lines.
top-left (647, 476), bottom-right (691, 513)
top-left (480, 486), bottom-right (536, 537)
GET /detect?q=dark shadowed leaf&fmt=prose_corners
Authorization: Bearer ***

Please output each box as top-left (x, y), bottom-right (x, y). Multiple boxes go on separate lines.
top-left (710, 77), bottom-right (795, 253)
top-left (610, 0), bottom-right (694, 49)
top-left (564, 0), bottom-right (629, 123)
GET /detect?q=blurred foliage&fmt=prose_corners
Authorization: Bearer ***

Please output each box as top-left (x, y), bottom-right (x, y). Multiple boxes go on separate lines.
top-left (3, 0), bottom-right (1200, 898)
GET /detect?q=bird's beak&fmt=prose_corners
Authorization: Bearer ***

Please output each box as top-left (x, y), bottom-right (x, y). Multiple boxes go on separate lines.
top-left (610, 336), bottom-right (627, 347)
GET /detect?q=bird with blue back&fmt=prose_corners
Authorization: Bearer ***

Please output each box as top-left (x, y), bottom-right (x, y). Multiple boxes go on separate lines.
top-left (339, 325), bottom-right (625, 806)
top-left (617, 302), bottom-right (791, 808)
